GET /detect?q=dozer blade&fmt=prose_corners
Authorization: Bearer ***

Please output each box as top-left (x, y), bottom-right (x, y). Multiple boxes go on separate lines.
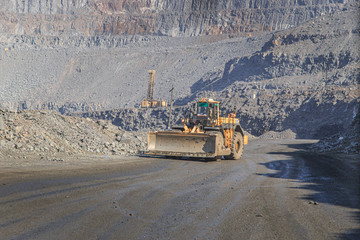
top-left (147, 131), bottom-right (223, 158)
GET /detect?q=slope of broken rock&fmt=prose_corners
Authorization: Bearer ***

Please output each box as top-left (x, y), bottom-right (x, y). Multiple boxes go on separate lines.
top-left (176, 7), bottom-right (359, 139)
top-left (0, 108), bottom-right (147, 156)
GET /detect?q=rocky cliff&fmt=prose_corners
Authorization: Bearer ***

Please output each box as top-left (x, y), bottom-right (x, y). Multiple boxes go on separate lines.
top-left (66, 7), bottom-right (359, 149)
top-left (0, 0), bottom-right (357, 41)
top-left (0, 1), bottom-right (358, 152)
top-left (176, 7), bottom-right (359, 139)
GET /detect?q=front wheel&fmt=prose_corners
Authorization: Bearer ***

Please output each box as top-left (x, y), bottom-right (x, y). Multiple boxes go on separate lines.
top-left (225, 132), bottom-right (244, 160)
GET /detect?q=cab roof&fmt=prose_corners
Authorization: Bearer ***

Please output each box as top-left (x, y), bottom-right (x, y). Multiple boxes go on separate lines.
top-left (198, 98), bottom-right (219, 104)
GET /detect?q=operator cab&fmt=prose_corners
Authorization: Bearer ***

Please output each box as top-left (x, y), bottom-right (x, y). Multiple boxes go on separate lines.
top-left (191, 99), bottom-right (219, 127)
top-left (197, 102), bottom-right (208, 116)
top-left (172, 98), bottom-right (220, 131)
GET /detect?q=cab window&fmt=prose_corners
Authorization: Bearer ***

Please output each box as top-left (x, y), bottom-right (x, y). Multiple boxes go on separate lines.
top-left (198, 102), bottom-right (208, 115)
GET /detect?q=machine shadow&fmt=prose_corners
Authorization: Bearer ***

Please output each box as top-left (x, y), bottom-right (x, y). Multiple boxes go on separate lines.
top-left (256, 143), bottom-right (360, 240)
top-left (139, 154), bottom-right (218, 163)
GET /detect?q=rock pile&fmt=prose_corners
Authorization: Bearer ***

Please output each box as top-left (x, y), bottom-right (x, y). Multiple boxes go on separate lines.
top-left (0, 108), bottom-right (147, 156)
top-left (259, 129), bottom-right (297, 139)
top-left (310, 109), bottom-right (360, 154)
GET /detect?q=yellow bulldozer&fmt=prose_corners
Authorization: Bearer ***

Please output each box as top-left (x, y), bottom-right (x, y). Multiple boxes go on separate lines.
top-left (147, 98), bottom-right (248, 160)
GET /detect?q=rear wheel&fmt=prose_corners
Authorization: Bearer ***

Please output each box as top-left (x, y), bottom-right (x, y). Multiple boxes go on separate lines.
top-left (225, 132), bottom-right (244, 160)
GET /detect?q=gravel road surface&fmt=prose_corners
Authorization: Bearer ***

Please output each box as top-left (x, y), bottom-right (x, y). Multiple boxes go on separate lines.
top-left (0, 139), bottom-right (359, 240)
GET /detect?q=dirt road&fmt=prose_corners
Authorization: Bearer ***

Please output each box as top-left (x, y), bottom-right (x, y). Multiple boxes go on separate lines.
top-left (0, 139), bottom-right (359, 240)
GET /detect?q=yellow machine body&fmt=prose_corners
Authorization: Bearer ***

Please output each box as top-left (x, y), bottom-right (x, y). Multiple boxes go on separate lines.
top-left (147, 98), bottom-right (247, 160)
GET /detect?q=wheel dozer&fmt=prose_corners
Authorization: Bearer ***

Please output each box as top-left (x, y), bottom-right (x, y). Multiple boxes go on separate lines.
top-left (147, 98), bottom-right (248, 160)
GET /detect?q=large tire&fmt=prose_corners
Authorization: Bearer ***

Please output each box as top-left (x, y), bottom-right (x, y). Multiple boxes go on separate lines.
top-left (225, 132), bottom-right (244, 160)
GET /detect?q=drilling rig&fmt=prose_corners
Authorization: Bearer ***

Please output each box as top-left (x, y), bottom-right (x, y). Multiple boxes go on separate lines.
top-left (141, 70), bottom-right (167, 108)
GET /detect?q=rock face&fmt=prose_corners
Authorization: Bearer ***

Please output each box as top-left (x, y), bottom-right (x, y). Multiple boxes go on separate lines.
top-left (175, 8), bottom-right (359, 140)
top-left (0, 0), bottom-right (356, 39)
top-left (70, 7), bottom-right (359, 147)
top-left (0, 1), bottom-right (358, 153)
top-left (311, 109), bottom-right (360, 153)
top-left (0, 34), bottom-right (271, 111)
top-left (1, 6), bottom-right (358, 112)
